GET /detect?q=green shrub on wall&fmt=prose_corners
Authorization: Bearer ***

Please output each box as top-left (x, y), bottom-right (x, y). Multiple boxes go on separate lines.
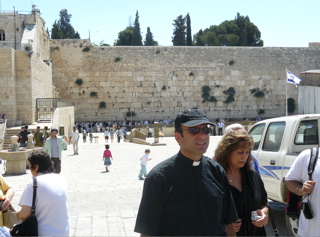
top-left (99, 102), bottom-right (106, 109)
top-left (288, 98), bottom-right (295, 113)
top-left (90, 92), bottom-right (98, 98)
top-left (126, 111), bottom-right (137, 117)
top-left (82, 47), bottom-right (90, 52)
top-left (114, 57), bottom-right (121, 62)
top-left (201, 85), bottom-right (211, 102)
top-left (75, 78), bottom-right (83, 86)
top-left (258, 109), bottom-right (265, 114)
top-left (250, 88), bottom-right (265, 98)
top-left (225, 94), bottom-right (235, 104)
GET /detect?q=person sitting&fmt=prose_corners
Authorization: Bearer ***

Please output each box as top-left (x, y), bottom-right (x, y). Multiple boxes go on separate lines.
top-left (214, 131), bottom-right (268, 236)
top-left (17, 150), bottom-right (70, 236)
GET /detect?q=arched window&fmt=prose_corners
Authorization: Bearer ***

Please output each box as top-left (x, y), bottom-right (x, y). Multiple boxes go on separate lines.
top-left (0, 30), bottom-right (5, 41)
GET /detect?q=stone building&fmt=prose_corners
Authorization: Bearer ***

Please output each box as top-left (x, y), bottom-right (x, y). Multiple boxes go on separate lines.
top-left (0, 9), bottom-right (53, 127)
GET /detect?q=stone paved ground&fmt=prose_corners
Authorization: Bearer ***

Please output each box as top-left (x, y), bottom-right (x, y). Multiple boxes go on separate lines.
top-left (1, 134), bottom-right (288, 236)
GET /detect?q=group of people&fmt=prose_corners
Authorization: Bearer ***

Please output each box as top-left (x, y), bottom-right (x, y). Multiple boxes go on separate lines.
top-left (0, 108), bottom-right (318, 236)
top-left (134, 108), bottom-right (319, 237)
top-left (18, 126), bottom-right (50, 147)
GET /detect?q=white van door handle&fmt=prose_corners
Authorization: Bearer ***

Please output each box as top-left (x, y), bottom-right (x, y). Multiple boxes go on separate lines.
top-left (270, 160), bottom-right (276, 165)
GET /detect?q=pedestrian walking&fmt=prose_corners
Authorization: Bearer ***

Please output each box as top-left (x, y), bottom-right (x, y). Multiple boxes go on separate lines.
top-left (110, 129), bottom-right (114, 143)
top-left (89, 132), bottom-right (93, 143)
top-left (104, 129), bottom-right (110, 143)
top-left (102, 145), bottom-right (113, 172)
top-left (138, 149), bottom-right (152, 180)
top-left (69, 126), bottom-right (80, 155)
top-left (83, 129), bottom-right (87, 143)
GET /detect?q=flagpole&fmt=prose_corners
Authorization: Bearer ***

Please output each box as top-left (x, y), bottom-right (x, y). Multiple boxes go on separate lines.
top-left (285, 68), bottom-right (288, 116)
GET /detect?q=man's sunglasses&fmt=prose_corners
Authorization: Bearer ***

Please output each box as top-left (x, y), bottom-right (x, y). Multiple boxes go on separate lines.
top-left (182, 127), bottom-right (212, 135)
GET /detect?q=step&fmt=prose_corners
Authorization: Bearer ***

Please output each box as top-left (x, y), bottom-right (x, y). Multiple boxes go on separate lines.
top-left (132, 138), bottom-right (151, 145)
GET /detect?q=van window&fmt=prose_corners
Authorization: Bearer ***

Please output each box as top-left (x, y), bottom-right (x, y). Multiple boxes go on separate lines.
top-left (262, 122), bottom-right (285, 151)
top-left (249, 123), bottom-right (265, 150)
top-left (295, 120), bottom-right (318, 145)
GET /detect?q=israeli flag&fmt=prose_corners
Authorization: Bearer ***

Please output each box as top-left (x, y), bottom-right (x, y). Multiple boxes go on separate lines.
top-left (287, 70), bottom-right (302, 87)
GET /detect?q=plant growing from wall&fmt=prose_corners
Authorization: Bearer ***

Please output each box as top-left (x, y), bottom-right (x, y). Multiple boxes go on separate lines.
top-left (126, 111), bottom-right (137, 117)
top-left (201, 85), bottom-right (211, 102)
top-left (75, 78), bottom-right (83, 86)
top-left (209, 96), bottom-right (217, 103)
top-left (229, 60), bottom-right (235, 65)
top-left (189, 72), bottom-right (194, 76)
top-left (258, 109), bottom-right (265, 114)
top-left (82, 46), bottom-right (90, 52)
top-left (223, 87), bottom-right (236, 104)
top-left (114, 57), bottom-right (121, 62)
top-left (147, 101), bottom-right (151, 105)
top-left (250, 88), bottom-right (265, 98)
top-left (90, 91), bottom-right (98, 98)
top-left (99, 101), bottom-right (106, 109)
top-left (155, 50), bottom-right (160, 54)
top-left (162, 85), bottom-right (166, 90)
top-left (288, 98), bottom-right (295, 113)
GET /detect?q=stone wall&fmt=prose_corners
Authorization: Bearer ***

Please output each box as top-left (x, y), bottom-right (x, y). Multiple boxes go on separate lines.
top-left (0, 48), bottom-right (17, 126)
top-left (50, 40), bottom-right (320, 122)
top-left (52, 106), bottom-right (75, 138)
top-left (0, 12), bottom-right (53, 126)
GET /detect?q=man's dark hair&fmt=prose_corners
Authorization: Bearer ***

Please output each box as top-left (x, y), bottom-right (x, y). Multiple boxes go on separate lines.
top-left (51, 128), bottom-right (58, 133)
top-left (25, 125), bottom-right (28, 129)
top-left (28, 150), bottom-right (54, 174)
top-left (105, 144), bottom-right (110, 149)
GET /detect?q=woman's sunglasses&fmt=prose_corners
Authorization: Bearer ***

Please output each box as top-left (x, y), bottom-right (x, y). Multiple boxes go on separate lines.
top-left (182, 127), bottom-right (212, 135)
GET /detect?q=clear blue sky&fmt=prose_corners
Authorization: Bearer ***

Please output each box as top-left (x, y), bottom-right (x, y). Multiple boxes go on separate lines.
top-left (2, 0), bottom-right (319, 47)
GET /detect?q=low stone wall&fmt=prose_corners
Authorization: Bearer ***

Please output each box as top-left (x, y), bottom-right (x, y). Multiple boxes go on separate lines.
top-left (52, 106), bottom-right (75, 137)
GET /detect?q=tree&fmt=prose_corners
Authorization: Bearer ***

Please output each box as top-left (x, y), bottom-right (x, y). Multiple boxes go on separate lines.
top-left (144, 27), bottom-right (158, 46)
top-left (114, 26), bottom-right (134, 46)
top-left (132, 11), bottom-right (143, 46)
top-left (51, 20), bottom-right (62, 39)
top-left (172, 15), bottom-right (186, 46)
top-left (186, 13), bottom-right (192, 46)
top-left (193, 13), bottom-right (263, 46)
top-left (51, 9), bottom-right (80, 39)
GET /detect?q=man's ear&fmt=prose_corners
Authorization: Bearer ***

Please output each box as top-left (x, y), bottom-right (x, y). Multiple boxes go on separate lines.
top-left (174, 132), bottom-right (182, 145)
top-left (34, 164), bottom-right (39, 172)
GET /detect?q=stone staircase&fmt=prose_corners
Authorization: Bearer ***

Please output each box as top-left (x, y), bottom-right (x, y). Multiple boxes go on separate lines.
top-left (132, 137), bottom-right (151, 145)
top-left (3, 129), bottom-right (21, 150)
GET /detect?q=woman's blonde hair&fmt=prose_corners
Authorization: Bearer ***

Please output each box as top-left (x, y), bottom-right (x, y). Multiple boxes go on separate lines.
top-left (214, 130), bottom-right (254, 172)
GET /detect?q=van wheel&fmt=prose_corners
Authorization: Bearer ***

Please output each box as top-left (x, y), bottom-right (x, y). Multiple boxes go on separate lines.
top-left (285, 215), bottom-right (299, 236)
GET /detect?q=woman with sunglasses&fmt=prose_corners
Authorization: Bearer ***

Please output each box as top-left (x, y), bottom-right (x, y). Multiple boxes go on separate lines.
top-left (214, 130), bottom-right (268, 236)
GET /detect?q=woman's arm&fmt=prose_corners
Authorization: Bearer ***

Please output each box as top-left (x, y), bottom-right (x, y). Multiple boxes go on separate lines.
top-left (1, 187), bottom-right (14, 210)
top-left (17, 205), bottom-right (32, 220)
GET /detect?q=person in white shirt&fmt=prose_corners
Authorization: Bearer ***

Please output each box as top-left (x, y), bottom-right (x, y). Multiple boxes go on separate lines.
top-left (138, 149), bottom-right (152, 180)
top-left (69, 126), bottom-right (80, 155)
top-left (17, 150), bottom-right (70, 236)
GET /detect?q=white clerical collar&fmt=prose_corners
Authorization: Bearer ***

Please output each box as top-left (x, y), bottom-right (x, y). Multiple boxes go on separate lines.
top-left (193, 161), bottom-right (201, 166)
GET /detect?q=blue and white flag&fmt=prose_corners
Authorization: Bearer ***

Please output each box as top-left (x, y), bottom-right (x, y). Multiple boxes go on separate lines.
top-left (287, 70), bottom-right (302, 87)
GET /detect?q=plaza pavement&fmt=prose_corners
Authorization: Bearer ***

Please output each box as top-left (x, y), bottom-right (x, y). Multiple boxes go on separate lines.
top-left (1, 133), bottom-right (287, 236)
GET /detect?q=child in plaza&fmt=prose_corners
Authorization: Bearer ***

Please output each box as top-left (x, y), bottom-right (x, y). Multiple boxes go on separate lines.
top-left (89, 132), bottom-right (93, 143)
top-left (102, 144), bottom-right (113, 172)
top-left (138, 149), bottom-right (152, 180)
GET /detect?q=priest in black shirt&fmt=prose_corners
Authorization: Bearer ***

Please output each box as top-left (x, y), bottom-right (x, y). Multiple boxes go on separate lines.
top-left (134, 109), bottom-right (237, 236)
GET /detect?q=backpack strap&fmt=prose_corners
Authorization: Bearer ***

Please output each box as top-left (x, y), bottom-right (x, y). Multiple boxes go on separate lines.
top-left (308, 147), bottom-right (319, 180)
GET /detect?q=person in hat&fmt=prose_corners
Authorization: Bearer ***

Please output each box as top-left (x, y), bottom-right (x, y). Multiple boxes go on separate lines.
top-left (134, 109), bottom-right (237, 236)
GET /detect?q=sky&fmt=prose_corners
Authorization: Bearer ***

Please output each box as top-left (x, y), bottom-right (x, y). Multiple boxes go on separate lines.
top-left (1, 0), bottom-right (320, 47)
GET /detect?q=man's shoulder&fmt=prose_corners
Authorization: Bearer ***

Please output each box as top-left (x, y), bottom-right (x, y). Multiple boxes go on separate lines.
top-left (148, 154), bottom-right (177, 176)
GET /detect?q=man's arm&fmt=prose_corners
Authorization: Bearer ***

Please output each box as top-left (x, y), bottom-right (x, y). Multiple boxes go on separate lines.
top-left (285, 180), bottom-right (315, 196)
top-left (225, 223), bottom-right (236, 237)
